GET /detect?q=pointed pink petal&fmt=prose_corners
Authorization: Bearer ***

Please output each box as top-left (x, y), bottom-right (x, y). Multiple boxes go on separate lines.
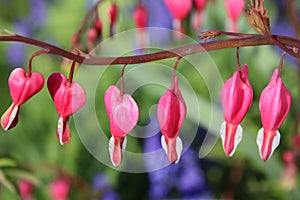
top-left (47, 73), bottom-right (66, 101)
top-left (157, 89), bottom-right (181, 138)
top-left (259, 69), bottom-right (292, 131)
top-left (1, 103), bottom-right (19, 131)
top-left (9, 68), bottom-right (44, 105)
top-left (56, 116), bottom-right (71, 145)
top-left (173, 76), bottom-right (187, 128)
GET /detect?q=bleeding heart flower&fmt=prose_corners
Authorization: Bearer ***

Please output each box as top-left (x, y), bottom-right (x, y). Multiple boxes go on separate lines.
top-left (164, 0), bottom-right (192, 37)
top-left (18, 179), bottom-right (34, 200)
top-left (47, 73), bottom-right (86, 145)
top-left (108, 3), bottom-right (118, 37)
top-left (192, 0), bottom-right (207, 31)
top-left (104, 85), bottom-right (139, 167)
top-left (225, 0), bottom-right (245, 32)
top-left (1, 68), bottom-right (44, 131)
top-left (257, 69), bottom-right (291, 161)
top-left (133, 3), bottom-right (148, 29)
top-left (49, 178), bottom-right (70, 200)
top-left (157, 76), bottom-right (186, 163)
top-left (220, 65), bottom-right (253, 157)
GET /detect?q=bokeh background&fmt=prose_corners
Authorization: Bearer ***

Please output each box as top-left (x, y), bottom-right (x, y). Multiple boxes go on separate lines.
top-left (0, 0), bottom-right (299, 199)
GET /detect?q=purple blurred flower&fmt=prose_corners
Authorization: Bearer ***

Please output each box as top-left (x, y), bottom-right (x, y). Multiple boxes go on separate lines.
top-left (6, 20), bottom-right (31, 67)
top-left (144, 117), bottom-right (212, 199)
top-left (92, 172), bottom-right (120, 200)
top-left (144, 0), bottom-right (173, 45)
top-left (28, 0), bottom-right (48, 28)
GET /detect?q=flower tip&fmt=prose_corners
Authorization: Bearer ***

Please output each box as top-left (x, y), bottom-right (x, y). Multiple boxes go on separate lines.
top-left (1, 103), bottom-right (19, 131)
top-left (56, 117), bottom-right (71, 145)
top-left (220, 122), bottom-right (243, 157)
top-left (109, 136), bottom-right (127, 167)
top-left (161, 135), bottom-right (183, 164)
top-left (257, 128), bottom-right (281, 162)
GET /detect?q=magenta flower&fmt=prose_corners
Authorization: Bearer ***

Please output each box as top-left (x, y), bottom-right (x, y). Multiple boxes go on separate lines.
top-left (1, 68), bottom-right (44, 130)
top-left (49, 178), bottom-right (70, 200)
top-left (220, 65), bottom-right (253, 157)
top-left (47, 73), bottom-right (86, 145)
top-left (225, 0), bottom-right (245, 32)
top-left (104, 85), bottom-right (139, 167)
top-left (257, 69), bottom-right (292, 161)
top-left (18, 179), bottom-right (34, 200)
top-left (164, 0), bottom-right (192, 36)
top-left (157, 76), bottom-right (186, 163)
top-left (133, 3), bottom-right (148, 29)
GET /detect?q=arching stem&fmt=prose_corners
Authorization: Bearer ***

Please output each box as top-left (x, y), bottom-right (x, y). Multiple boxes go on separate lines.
top-left (27, 49), bottom-right (50, 77)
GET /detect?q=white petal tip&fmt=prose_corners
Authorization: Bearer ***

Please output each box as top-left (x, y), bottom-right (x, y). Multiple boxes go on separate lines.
top-left (220, 121), bottom-right (243, 157)
top-left (256, 128), bottom-right (281, 161)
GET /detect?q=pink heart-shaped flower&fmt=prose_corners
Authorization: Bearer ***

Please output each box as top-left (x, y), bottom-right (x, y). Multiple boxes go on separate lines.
top-left (164, 0), bottom-right (192, 20)
top-left (9, 68), bottom-right (44, 105)
top-left (47, 73), bottom-right (86, 117)
top-left (1, 68), bottom-right (44, 131)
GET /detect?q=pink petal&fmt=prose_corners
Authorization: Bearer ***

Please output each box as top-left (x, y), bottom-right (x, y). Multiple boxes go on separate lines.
top-left (1, 103), bottom-right (19, 131)
top-left (225, 0), bottom-right (245, 22)
top-left (104, 86), bottom-right (139, 138)
top-left (221, 65), bottom-right (253, 124)
top-left (47, 73), bottom-right (86, 117)
top-left (133, 4), bottom-right (148, 28)
top-left (8, 68), bottom-right (44, 105)
top-left (164, 0), bottom-right (192, 20)
top-left (157, 89), bottom-right (181, 138)
top-left (194, 0), bottom-right (207, 11)
top-left (259, 69), bottom-right (292, 131)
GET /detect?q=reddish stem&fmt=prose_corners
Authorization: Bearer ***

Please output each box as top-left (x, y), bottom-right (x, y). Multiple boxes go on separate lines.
top-left (1, 33), bottom-right (300, 65)
top-left (236, 47), bottom-right (241, 71)
top-left (171, 56), bottom-right (182, 90)
top-left (27, 48), bottom-right (50, 76)
top-left (278, 51), bottom-right (286, 78)
top-left (67, 61), bottom-right (76, 84)
top-left (120, 64), bottom-right (127, 97)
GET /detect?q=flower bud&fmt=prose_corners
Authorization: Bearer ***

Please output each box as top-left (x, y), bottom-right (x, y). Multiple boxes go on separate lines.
top-left (220, 65), bottom-right (253, 157)
top-left (257, 69), bottom-right (291, 161)
top-left (157, 76), bottom-right (186, 163)
top-left (104, 85), bottom-right (139, 167)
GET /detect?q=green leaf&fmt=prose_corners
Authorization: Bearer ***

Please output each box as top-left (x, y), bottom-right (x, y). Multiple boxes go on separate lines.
top-left (0, 169), bottom-right (17, 194)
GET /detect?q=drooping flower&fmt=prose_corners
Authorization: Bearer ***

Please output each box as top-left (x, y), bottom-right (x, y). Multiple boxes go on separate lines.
top-left (192, 0), bottom-right (207, 31)
top-left (49, 178), bottom-right (70, 200)
top-left (47, 73), bottom-right (86, 145)
top-left (225, 0), bottom-right (245, 32)
top-left (108, 3), bottom-right (118, 37)
top-left (164, 0), bottom-right (192, 38)
top-left (133, 3), bottom-right (148, 49)
top-left (220, 65), bottom-right (253, 157)
top-left (157, 76), bottom-right (186, 163)
top-left (104, 85), bottom-right (139, 167)
top-left (1, 68), bottom-right (44, 130)
top-left (257, 68), bottom-right (291, 161)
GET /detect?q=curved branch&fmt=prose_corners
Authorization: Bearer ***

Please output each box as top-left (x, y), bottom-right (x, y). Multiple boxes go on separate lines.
top-left (0, 33), bottom-right (300, 66)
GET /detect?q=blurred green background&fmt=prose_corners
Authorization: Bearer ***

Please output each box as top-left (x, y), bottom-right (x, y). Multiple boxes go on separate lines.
top-left (0, 0), bottom-right (299, 199)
